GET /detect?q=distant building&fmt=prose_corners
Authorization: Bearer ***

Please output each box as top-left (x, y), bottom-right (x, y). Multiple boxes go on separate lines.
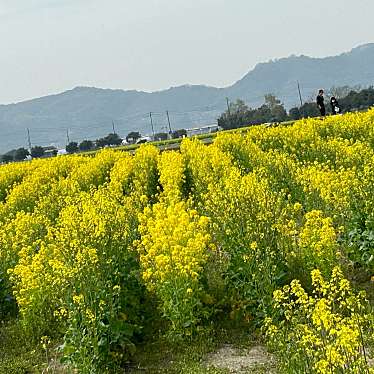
top-left (43, 146), bottom-right (58, 157)
top-left (57, 149), bottom-right (68, 156)
top-left (186, 124), bottom-right (221, 137)
top-left (136, 136), bottom-right (152, 144)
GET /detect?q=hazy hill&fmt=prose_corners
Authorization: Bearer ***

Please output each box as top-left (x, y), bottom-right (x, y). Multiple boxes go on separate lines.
top-left (228, 43), bottom-right (374, 104)
top-left (1, 43), bottom-right (373, 153)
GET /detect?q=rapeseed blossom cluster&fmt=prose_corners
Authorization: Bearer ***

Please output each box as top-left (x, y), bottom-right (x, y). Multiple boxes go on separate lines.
top-left (285, 209), bottom-right (340, 280)
top-left (139, 202), bottom-right (211, 287)
top-left (138, 200), bottom-right (213, 337)
top-left (157, 151), bottom-right (186, 202)
top-left (0, 159), bottom-right (42, 202)
top-left (266, 267), bottom-right (373, 373)
top-left (137, 150), bottom-right (214, 337)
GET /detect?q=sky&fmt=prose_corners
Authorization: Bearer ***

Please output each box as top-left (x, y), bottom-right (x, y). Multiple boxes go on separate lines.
top-left (0, 0), bottom-right (373, 104)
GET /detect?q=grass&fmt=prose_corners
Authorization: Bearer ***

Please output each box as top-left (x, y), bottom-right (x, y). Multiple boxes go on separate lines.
top-left (0, 319), bottom-right (70, 374)
top-left (0, 318), bottom-right (276, 373)
top-left (128, 322), bottom-right (275, 374)
top-left (1, 291), bottom-right (370, 374)
top-left (0, 320), bottom-right (46, 374)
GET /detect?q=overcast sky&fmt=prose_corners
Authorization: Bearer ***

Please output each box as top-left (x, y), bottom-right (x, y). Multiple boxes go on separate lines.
top-left (0, 0), bottom-right (373, 104)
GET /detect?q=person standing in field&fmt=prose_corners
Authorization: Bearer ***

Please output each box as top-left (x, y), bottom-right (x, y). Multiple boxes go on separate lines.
top-left (330, 96), bottom-right (340, 115)
top-left (316, 89), bottom-right (326, 116)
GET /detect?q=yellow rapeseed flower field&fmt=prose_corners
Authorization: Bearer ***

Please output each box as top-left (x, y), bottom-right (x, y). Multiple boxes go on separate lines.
top-left (0, 111), bottom-right (373, 373)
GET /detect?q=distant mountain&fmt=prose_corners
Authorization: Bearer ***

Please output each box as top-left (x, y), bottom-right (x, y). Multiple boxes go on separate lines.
top-left (228, 43), bottom-right (374, 105)
top-left (1, 43), bottom-right (374, 153)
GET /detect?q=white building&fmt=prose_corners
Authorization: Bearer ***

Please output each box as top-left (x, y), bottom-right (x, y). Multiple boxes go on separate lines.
top-left (136, 136), bottom-right (152, 144)
top-left (186, 124), bottom-right (220, 137)
top-left (57, 149), bottom-right (67, 156)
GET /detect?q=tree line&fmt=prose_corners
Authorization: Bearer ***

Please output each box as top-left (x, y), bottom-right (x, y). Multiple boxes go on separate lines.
top-left (218, 86), bottom-right (374, 130)
top-left (65, 128), bottom-right (187, 154)
top-left (0, 128), bottom-right (189, 163)
top-left (1, 146), bottom-right (56, 163)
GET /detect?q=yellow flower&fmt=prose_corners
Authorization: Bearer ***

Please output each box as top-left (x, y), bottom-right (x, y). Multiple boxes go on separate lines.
top-left (250, 241), bottom-right (258, 250)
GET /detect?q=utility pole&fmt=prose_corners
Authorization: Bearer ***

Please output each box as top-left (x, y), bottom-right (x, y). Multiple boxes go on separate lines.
top-left (297, 81), bottom-right (304, 118)
top-left (27, 128), bottom-right (32, 151)
top-left (226, 97), bottom-right (231, 116)
top-left (66, 128), bottom-right (70, 145)
top-left (297, 81), bottom-right (304, 107)
top-left (226, 97), bottom-right (232, 128)
top-left (166, 111), bottom-right (172, 137)
top-left (149, 112), bottom-right (155, 139)
top-left (112, 120), bottom-right (116, 134)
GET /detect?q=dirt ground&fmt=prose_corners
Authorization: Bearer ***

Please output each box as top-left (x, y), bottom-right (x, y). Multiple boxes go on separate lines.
top-left (205, 344), bottom-right (276, 373)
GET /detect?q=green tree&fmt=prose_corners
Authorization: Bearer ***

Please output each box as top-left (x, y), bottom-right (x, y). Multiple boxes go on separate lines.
top-left (126, 132), bottom-right (141, 143)
top-left (264, 94), bottom-right (281, 110)
top-left (218, 96), bottom-right (288, 130)
top-left (96, 133), bottom-right (122, 148)
top-left (105, 133), bottom-right (122, 146)
top-left (14, 148), bottom-right (29, 161)
top-left (289, 107), bottom-right (301, 120)
top-left (95, 138), bottom-right (107, 148)
top-left (66, 142), bottom-right (79, 154)
top-left (230, 99), bottom-right (249, 113)
top-left (154, 132), bottom-right (168, 141)
top-left (300, 102), bottom-right (320, 117)
top-left (172, 129), bottom-right (187, 139)
top-left (79, 140), bottom-right (94, 151)
top-left (30, 146), bottom-right (45, 158)
top-left (218, 99), bottom-right (250, 130)
top-left (265, 94), bottom-right (287, 122)
top-left (271, 105), bottom-right (288, 122)
top-left (328, 85), bottom-right (361, 99)
top-left (340, 87), bottom-right (374, 111)
top-left (1, 154), bottom-right (13, 163)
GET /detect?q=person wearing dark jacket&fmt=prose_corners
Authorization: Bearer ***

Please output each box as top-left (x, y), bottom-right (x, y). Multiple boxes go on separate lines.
top-left (330, 96), bottom-right (340, 115)
top-left (316, 89), bottom-right (326, 116)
